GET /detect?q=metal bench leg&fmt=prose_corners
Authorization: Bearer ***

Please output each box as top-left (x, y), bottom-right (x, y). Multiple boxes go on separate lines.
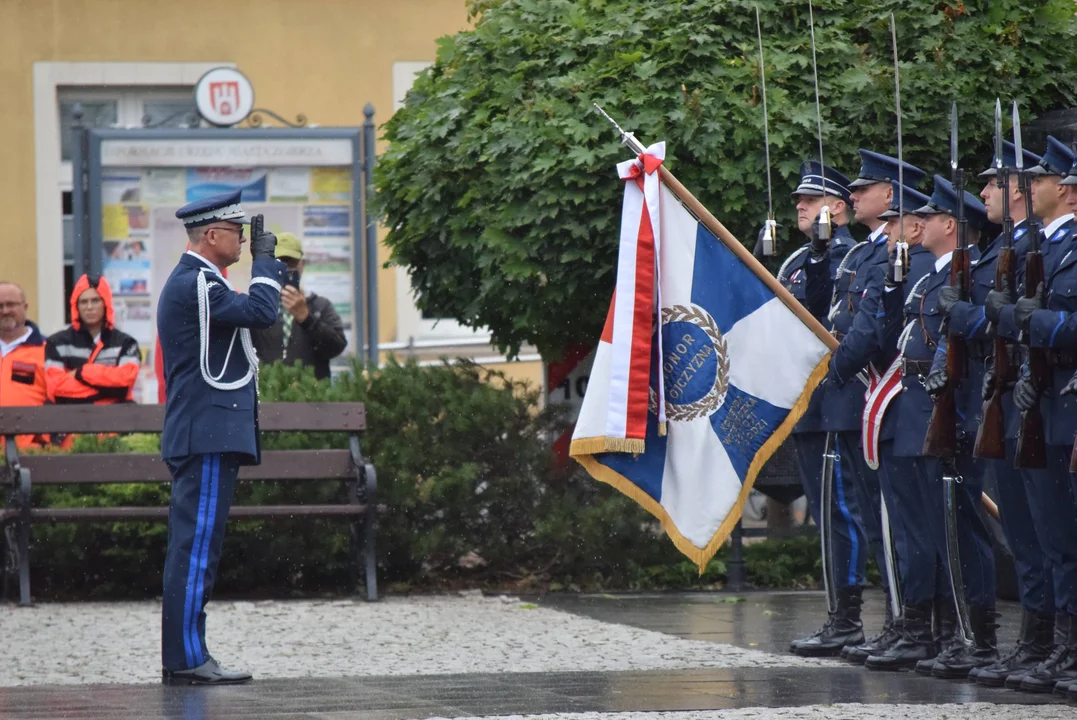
top-left (16, 467), bottom-right (31, 607)
top-left (349, 436), bottom-right (377, 602)
top-left (362, 463), bottom-right (378, 602)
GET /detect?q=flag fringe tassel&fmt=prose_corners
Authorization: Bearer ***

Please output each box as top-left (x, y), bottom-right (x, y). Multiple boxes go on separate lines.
top-left (569, 436), bottom-right (646, 456)
top-left (572, 353), bottom-right (831, 574)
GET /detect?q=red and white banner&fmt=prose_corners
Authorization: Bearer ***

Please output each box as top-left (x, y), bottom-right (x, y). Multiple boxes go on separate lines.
top-left (594, 142), bottom-right (667, 452)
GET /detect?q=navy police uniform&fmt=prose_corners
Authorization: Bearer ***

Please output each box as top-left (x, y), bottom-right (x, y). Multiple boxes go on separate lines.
top-left (988, 138), bottom-right (1077, 693)
top-left (1010, 147), bottom-right (1077, 692)
top-left (872, 176), bottom-right (995, 675)
top-left (779, 163), bottom-right (875, 623)
top-left (931, 141), bottom-right (1056, 687)
top-left (158, 191), bottom-right (285, 681)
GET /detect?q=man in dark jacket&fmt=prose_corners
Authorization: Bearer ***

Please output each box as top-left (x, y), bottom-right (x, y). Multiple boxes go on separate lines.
top-left (250, 233), bottom-right (347, 379)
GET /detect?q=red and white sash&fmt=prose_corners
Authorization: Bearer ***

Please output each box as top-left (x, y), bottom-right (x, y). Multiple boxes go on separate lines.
top-left (861, 356), bottom-right (903, 469)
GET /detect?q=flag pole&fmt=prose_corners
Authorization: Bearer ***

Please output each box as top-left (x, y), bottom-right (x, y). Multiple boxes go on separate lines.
top-left (658, 167), bottom-right (839, 352)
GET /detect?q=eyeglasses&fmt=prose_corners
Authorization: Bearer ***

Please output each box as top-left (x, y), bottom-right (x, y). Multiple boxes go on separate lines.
top-left (207, 225), bottom-right (245, 239)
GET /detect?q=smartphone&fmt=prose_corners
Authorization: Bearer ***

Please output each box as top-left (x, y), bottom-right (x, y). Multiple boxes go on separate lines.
top-left (284, 269), bottom-right (301, 289)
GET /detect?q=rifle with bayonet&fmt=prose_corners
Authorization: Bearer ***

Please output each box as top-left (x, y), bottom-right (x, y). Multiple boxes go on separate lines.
top-left (923, 107), bottom-right (971, 458)
top-left (974, 100), bottom-right (1017, 460)
top-left (1014, 104), bottom-right (1049, 469)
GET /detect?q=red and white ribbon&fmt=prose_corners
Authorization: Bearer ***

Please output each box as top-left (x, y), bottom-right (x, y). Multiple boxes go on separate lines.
top-left (607, 142), bottom-right (666, 440)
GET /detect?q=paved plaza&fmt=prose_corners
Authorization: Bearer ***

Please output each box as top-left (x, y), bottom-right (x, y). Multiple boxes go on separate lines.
top-left (0, 591), bottom-right (1068, 718)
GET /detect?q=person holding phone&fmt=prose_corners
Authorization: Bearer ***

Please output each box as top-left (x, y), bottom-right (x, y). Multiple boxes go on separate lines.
top-left (157, 190), bottom-right (283, 686)
top-left (250, 232), bottom-right (348, 380)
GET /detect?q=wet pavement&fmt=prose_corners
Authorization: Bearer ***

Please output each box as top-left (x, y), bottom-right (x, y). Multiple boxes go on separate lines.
top-left (0, 590), bottom-right (1067, 719)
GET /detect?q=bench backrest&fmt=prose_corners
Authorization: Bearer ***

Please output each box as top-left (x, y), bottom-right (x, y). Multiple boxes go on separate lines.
top-left (0, 402), bottom-right (366, 436)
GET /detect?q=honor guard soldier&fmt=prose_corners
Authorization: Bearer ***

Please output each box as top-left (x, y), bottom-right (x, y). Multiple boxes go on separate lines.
top-left (779, 162), bottom-right (876, 657)
top-left (870, 176), bottom-right (995, 675)
top-left (848, 182), bottom-right (937, 671)
top-left (158, 190), bottom-right (284, 686)
top-left (805, 150), bottom-right (927, 665)
top-left (1005, 152), bottom-right (1077, 695)
top-left (985, 136), bottom-right (1077, 693)
top-left (932, 141), bottom-right (1056, 687)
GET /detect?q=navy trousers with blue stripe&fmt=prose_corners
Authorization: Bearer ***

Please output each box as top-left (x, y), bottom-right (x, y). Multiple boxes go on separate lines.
top-left (877, 442), bottom-right (938, 605)
top-left (162, 452), bottom-right (240, 672)
top-left (793, 431), bottom-right (871, 589)
top-left (992, 442), bottom-right (1053, 615)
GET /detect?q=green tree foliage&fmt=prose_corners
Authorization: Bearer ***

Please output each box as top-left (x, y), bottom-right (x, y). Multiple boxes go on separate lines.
top-left (375, 0), bottom-right (1077, 359)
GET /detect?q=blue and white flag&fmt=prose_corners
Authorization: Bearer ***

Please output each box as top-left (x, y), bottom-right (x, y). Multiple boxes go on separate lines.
top-left (571, 152), bottom-right (833, 569)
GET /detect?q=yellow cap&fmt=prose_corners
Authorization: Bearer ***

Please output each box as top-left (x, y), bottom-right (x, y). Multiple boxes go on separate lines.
top-left (275, 232), bottom-right (303, 261)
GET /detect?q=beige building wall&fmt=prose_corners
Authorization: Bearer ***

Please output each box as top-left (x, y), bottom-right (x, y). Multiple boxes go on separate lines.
top-left (0, 0), bottom-right (545, 392)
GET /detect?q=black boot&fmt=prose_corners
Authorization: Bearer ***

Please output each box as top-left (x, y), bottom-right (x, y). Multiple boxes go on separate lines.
top-left (844, 597), bottom-right (900, 665)
top-left (791, 587), bottom-right (866, 657)
top-left (916, 596), bottom-right (957, 676)
top-left (974, 610), bottom-right (1053, 687)
top-left (1006, 613), bottom-right (1068, 690)
top-left (932, 605), bottom-right (999, 679)
top-left (1019, 614), bottom-right (1077, 693)
top-left (864, 602), bottom-right (936, 671)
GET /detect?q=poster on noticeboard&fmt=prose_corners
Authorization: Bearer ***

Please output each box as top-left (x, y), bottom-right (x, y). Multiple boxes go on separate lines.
top-left (94, 134), bottom-right (361, 402)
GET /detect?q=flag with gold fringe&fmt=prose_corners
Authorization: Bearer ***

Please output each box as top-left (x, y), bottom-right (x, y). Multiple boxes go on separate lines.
top-left (570, 141), bottom-right (835, 570)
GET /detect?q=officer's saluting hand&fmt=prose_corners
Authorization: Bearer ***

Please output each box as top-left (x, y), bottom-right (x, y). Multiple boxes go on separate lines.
top-left (250, 214), bottom-right (277, 260)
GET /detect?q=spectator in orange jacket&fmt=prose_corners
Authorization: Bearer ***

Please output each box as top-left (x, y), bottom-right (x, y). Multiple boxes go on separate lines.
top-left (44, 274), bottom-right (141, 405)
top-left (0, 281), bottom-right (48, 448)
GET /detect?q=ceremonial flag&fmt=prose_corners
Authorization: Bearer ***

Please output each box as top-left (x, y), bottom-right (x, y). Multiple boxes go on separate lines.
top-left (571, 142), bottom-right (836, 569)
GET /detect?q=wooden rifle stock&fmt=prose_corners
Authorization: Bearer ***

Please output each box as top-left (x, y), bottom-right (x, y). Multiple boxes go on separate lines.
top-left (924, 246), bottom-right (970, 457)
top-left (973, 245), bottom-right (1016, 459)
top-left (1015, 250), bottom-right (1048, 469)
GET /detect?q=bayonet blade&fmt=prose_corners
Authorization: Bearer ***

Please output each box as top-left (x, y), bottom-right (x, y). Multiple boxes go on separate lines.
top-left (756, 6), bottom-right (773, 221)
top-left (994, 99), bottom-right (1003, 170)
top-left (1013, 101), bottom-right (1024, 169)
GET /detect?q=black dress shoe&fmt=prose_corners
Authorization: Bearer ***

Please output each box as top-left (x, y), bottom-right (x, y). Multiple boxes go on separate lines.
top-left (162, 657), bottom-right (252, 686)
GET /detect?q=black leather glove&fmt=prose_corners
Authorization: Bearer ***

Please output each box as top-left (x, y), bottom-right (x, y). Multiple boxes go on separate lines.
top-left (885, 244), bottom-right (905, 288)
top-left (984, 274), bottom-right (1015, 324)
top-left (249, 214), bottom-right (277, 260)
top-left (1013, 374), bottom-right (1039, 411)
top-left (1062, 371), bottom-right (1077, 397)
top-left (1013, 281), bottom-right (1045, 333)
top-left (937, 282), bottom-right (961, 316)
top-left (924, 367), bottom-right (948, 398)
top-left (981, 367), bottom-right (996, 401)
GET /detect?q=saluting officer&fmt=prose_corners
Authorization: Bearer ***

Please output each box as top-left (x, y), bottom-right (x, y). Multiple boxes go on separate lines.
top-left (807, 150), bottom-right (927, 666)
top-left (985, 137), bottom-right (1077, 694)
top-left (1005, 153), bottom-right (1077, 695)
top-left (930, 141), bottom-right (1056, 687)
top-left (158, 190), bottom-right (284, 686)
top-left (780, 162), bottom-right (877, 657)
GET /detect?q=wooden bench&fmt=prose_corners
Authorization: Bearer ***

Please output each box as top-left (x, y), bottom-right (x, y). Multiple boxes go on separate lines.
top-left (0, 402), bottom-right (377, 606)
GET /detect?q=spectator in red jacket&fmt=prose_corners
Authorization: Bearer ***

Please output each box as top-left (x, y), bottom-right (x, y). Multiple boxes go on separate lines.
top-left (45, 274), bottom-right (141, 404)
